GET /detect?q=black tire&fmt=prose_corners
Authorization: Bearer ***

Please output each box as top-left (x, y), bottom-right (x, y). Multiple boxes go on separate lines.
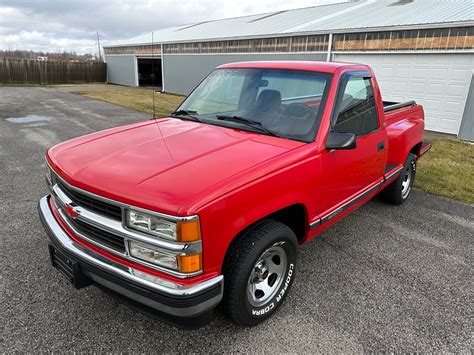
top-left (222, 219), bottom-right (298, 326)
top-left (382, 153), bottom-right (417, 205)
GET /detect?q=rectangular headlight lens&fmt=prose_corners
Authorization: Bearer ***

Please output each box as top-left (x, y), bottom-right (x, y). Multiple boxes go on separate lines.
top-left (127, 210), bottom-right (177, 240)
top-left (129, 242), bottom-right (178, 270)
top-left (126, 210), bottom-right (201, 242)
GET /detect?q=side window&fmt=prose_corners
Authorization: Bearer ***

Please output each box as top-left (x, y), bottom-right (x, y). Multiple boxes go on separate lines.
top-left (333, 77), bottom-right (379, 136)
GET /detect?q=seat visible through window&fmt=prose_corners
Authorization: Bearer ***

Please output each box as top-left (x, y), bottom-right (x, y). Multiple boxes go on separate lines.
top-left (256, 90), bottom-right (282, 113)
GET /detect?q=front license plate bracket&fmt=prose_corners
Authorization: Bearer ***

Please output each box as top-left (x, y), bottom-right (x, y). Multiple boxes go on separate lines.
top-left (48, 243), bottom-right (92, 289)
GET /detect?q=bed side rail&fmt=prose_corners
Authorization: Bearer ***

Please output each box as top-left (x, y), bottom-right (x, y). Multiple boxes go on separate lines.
top-left (383, 100), bottom-right (417, 112)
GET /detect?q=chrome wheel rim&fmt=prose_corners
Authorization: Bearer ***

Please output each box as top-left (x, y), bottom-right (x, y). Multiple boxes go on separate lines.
top-left (401, 162), bottom-right (414, 199)
top-left (247, 244), bottom-right (287, 307)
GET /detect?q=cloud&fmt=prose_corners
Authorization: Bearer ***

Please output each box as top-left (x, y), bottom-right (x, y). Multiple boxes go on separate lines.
top-left (0, 0), bottom-right (345, 54)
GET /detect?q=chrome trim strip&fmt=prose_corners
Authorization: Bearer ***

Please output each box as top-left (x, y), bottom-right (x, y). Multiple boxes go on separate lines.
top-left (50, 183), bottom-right (202, 255)
top-left (51, 183), bottom-right (202, 278)
top-left (309, 219), bottom-right (321, 230)
top-left (52, 184), bottom-right (73, 206)
top-left (46, 160), bottom-right (198, 222)
top-left (309, 161), bottom-right (417, 231)
top-left (57, 208), bottom-right (203, 279)
top-left (310, 181), bottom-right (383, 229)
top-left (77, 203), bottom-right (202, 254)
top-left (420, 143), bottom-right (431, 156)
top-left (39, 196), bottom-right (223, 297)
top-left (384, 165), bottom-right (404, 182)
top-left (58, 208), bottom-right (125, 254)
top-left (320, 181), bottom-right (382, 224)
top-left (47, 160), bottom-right (204, 278)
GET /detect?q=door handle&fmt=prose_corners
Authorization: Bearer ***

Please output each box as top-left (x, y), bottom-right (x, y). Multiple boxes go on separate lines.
top-left (377, 142), bottom-right (385, 151)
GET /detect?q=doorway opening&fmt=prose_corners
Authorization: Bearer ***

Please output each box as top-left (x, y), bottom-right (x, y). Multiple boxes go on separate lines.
top-left (137, 58), bottom-right (162, 87)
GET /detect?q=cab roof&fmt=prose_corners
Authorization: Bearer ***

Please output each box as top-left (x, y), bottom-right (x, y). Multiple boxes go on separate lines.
top-left (217, 61), bottom-right (367, 74)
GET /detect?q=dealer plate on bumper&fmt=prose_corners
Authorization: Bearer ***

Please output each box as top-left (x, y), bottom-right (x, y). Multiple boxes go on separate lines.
top-left (48, 243), bottom-right (92, 289)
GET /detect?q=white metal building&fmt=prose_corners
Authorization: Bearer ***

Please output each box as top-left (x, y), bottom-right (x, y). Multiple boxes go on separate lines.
top-left (103, 0), bottom-right (474, 138)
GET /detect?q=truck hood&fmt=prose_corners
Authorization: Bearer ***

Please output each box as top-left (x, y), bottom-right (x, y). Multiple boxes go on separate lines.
top-left (48, 118), bottom-right (304, 215)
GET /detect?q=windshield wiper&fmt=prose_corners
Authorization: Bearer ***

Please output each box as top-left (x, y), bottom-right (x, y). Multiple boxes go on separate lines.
top-left (216, 115), bottom-right (281, 138)
top-left (170, 109), bottom-right (202, 122)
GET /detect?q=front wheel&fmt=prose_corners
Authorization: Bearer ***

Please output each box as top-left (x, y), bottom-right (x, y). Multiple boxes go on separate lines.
top-left (382, 153), bottom-right (417, 205)
top-left (223, 220), bottom-right (298, 326)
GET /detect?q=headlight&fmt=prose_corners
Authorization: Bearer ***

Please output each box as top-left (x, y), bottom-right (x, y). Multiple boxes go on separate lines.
top-left (126, 210), bottom-right (201, 242)
top-left (129, 241), bottom-right (202, 273)
top-left (129, 242), bottom-right (178, 270)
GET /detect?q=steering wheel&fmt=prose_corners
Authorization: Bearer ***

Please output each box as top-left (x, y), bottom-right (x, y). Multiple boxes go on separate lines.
top-left (284, 103), bottom-right (314, 119)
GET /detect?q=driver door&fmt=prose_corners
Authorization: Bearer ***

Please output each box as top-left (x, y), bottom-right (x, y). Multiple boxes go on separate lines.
top-left (319, 71), bottom-right (387, 218)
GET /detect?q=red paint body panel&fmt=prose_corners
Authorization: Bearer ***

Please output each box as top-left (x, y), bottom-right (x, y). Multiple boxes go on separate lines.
top-left (48, 118), bottom-right (303, 216)
top-left (46, 61), bottom-right (426, 285)
top-left (385, 104), bottom-right (425, 165)
top-left (217, 60), bottom-right (356, 73)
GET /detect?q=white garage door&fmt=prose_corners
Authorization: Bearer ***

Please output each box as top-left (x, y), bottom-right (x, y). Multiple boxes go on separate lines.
top-left (333, 53), bottom-right (474, 134)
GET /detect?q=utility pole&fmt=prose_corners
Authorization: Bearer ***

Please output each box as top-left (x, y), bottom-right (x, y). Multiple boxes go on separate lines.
top-left (95, 32), bottom-right (102, 62)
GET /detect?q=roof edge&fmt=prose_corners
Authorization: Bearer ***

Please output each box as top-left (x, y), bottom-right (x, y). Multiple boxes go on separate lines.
top-left (103, 20), bottom-right (474, 48)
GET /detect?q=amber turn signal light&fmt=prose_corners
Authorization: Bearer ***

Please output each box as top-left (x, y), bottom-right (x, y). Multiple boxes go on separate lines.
top-left (178, 253), bottom-right (202, 273)
top-left (176, 219), bottom-right (201, 242)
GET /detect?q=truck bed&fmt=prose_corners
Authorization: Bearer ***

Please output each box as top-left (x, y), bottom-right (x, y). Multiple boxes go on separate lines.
top-left (383, 100), bottom-right (423, 126)
top-left (380, 99), bottom-right (428, 189)
top-left (383, 100), bottom-right (417, 112)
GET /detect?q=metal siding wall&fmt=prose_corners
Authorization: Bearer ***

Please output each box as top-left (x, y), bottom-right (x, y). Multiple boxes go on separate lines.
top-left (105, 55), bottom-right (136, 86)
top-left (162, 53), bottom-right (327, 95)
top-left (458, 73), bottom-right (474, 142)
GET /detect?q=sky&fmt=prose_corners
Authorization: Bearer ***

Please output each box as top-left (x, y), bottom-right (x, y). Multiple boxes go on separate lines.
top-left (0, 0), bottom-right (346, 55)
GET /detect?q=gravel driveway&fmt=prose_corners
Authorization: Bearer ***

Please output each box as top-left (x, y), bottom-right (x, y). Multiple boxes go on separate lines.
top-left (1, 86), bottom-right (472, 352)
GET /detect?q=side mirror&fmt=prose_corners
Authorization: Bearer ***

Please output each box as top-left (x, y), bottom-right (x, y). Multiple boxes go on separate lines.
top-left (326, 131), bottom-right (356, 150)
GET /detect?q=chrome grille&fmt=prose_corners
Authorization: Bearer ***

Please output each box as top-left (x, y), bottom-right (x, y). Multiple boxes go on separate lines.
top-left (68, 218), bottom-right (126, 253)
top-left (57, 180), bottom-right (122, 221)
top-left (47, 170), bottom-right (203, 278)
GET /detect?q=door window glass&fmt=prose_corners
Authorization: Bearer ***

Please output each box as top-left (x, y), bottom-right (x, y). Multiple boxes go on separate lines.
top-left (334, 77), bottom-right (379, 136)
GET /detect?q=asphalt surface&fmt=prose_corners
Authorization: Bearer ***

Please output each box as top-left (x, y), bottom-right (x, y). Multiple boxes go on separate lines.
top-left (1, 87), bottom-right (473, 352)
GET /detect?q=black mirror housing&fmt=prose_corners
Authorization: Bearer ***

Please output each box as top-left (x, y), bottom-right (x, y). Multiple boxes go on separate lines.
top-left (326, 131), bottom-right (356, 150)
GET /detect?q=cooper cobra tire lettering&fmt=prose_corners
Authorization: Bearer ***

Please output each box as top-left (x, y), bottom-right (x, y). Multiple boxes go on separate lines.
top-left (223, 220), bottom-right (298, 325)
top-left (277, 263), bottom-right (294, 302)
top-left (252, 302), bottom-right (274, 316)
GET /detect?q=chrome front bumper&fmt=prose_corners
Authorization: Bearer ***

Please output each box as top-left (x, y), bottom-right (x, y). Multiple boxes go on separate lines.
top-left (38, 196), bottom-right (223, 320)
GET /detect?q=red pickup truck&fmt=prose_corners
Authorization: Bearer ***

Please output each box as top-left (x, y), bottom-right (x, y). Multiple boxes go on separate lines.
top-left (39, 61), bottom-right (431, 327)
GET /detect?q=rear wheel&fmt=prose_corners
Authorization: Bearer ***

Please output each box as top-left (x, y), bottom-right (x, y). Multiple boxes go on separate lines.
top-left (223, 220), bottom-right (298, 326)
top-left (382, 153), bottom-right (417, 205)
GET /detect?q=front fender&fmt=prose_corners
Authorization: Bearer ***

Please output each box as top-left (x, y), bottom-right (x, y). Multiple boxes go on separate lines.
top-left (198, 154), bottom-right (320, 274)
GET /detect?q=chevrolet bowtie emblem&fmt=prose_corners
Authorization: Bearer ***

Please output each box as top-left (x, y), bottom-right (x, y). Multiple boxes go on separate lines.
top-left (64, 204), bottom-right (79, 218)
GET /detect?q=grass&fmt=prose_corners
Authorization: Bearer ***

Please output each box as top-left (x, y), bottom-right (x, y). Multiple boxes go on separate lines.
top-left (415, 139), bottom-right (473, 204)
top-left (78, 89), bottom-right (474, 204)
top-left (79, 89), bottom-right (185, 117)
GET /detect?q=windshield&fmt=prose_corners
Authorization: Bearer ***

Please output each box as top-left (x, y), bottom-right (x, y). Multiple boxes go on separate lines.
top-left (176, 68), bottom-right (332, 142)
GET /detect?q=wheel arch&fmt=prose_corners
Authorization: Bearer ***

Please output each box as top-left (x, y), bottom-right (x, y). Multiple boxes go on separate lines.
top-left (221, 203), bottom-right (308, 272)
top-left (266, 203), bottom-right (308, 243)
top-left (409, 141), bottom-right (422, 158)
